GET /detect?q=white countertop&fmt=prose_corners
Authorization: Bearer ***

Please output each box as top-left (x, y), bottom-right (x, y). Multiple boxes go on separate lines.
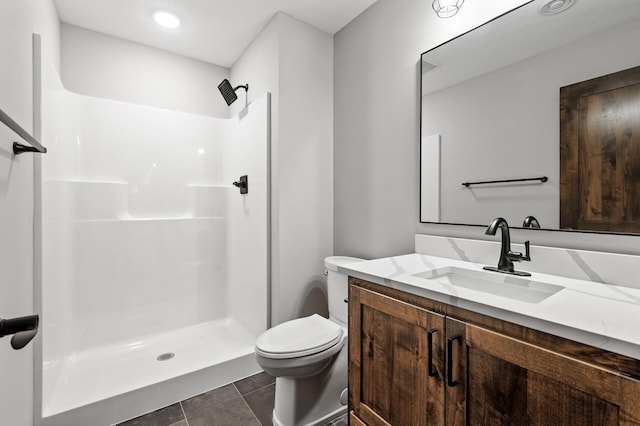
top-left (340, 253), bottom-right (640, 360)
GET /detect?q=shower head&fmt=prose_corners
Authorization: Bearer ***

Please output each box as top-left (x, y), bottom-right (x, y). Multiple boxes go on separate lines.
top-left (218, 79), bottom-right (249, 106)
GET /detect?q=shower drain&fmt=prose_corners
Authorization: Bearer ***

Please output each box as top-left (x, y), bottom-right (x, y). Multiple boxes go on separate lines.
top-left (157, 352), bottom-right (175, 361)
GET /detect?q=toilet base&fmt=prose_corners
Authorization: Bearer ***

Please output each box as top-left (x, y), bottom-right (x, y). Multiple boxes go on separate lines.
top-left (272, 406), bottom-right (346, 426)
top-left (271, 344), bottom-right (347, 426)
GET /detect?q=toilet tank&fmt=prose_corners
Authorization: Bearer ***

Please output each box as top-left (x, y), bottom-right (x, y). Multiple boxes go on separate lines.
top-left (324, 256), bottom-right (365, 326)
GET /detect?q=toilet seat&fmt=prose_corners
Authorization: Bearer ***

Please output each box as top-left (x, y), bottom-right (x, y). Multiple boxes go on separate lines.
top-left (256, 314), bottom-right (343, 359)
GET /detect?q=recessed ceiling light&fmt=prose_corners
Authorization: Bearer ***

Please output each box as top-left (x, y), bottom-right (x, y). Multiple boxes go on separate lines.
top-left (153, 11), bottom-right (180, 29)
top-left (540, 0), bottom-right (575, 15)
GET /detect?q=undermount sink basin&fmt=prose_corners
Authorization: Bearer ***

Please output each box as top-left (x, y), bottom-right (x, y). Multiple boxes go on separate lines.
top-left (413, 266), bottom-right (563, 303)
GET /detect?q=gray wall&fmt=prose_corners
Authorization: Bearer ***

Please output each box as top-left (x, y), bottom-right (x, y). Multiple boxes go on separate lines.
top-left (61, 24), bottom-right (230, 118)
top-left (333, 0), bottom-right (523, 258)
top-left (231, 13), bottom-right (335, 325)
top-left (334, 0), bottom-right (640, 258)
top-left (334, 0), bottom-right (428, 259)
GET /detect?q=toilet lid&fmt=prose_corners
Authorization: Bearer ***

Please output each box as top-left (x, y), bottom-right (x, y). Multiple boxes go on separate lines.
top-left (255, 314), bottom-right (344, 359)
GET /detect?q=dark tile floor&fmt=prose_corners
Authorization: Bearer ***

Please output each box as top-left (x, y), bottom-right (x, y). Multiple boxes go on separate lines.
top-left (117, 372), bottom-right (275, 426)
top-left (116, 372), bottom-right (348, 426)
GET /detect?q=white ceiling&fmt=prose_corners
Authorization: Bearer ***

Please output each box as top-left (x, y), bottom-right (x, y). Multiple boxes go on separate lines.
top-left (53, 0), bottom-right (379, 68)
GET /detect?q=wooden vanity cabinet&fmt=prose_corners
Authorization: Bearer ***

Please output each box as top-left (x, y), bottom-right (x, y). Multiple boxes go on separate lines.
top-left (348, 284), bottom-right (445, 426)
top-left (446, 318), bottom-right (640, 425)
top-left (349, 279), bottom-right (640, 426)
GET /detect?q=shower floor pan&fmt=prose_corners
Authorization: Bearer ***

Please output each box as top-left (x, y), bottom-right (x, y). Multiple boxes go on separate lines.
top-left (40, 318), bottom-right (261, 426)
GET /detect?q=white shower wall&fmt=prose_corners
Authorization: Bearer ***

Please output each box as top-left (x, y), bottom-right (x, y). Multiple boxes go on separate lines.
top-left (40, 87), bottom-right (269, 421)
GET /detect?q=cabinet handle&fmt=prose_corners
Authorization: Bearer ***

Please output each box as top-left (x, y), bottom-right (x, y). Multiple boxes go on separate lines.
top-left (447, 335), bottom-right (461, 387)
top-left (427, 329), bottom-right (437, 377)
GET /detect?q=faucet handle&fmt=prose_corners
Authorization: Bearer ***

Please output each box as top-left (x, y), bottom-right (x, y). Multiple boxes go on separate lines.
top-left (522, 241), bottom-right (531, 261)
top-left (507, 241), bottom-right (531, 262)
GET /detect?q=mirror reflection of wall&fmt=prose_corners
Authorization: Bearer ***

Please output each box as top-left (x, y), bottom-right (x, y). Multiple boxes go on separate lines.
top-left (420, 0), bottom-right (640, 233)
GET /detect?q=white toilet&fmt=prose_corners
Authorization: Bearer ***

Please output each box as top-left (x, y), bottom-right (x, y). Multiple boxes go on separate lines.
top-left (255, 256), bottom-right (364, 426)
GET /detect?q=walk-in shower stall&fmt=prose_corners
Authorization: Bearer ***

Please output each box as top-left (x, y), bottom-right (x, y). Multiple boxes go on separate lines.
top-left (37, 77), bottom-right (270, 425)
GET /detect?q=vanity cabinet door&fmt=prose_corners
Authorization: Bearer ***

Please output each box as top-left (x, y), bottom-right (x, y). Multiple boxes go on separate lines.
top-left (446, 317), bottom-right (640, 426)
top-left (349, 286), bottom-right (446, 426)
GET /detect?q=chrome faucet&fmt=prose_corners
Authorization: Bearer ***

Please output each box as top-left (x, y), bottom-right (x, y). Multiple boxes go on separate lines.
top-left (522, 215), bottom-right (541, 228)
top-left (483, 217), bottom-right (531, 276)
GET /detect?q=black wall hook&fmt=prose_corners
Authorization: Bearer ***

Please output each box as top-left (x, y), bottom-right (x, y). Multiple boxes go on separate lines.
top-left (0, 314), bottom-right (39, 350)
